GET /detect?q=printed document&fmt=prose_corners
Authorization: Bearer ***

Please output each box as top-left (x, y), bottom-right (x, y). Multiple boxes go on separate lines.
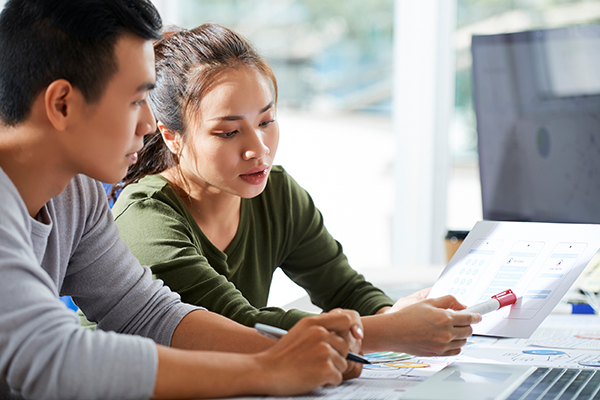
top-left (428, 221), bottom-right (600, 338)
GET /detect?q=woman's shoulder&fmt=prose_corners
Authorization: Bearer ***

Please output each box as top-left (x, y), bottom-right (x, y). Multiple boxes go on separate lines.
top-left (264, 165), bottom-right (298, 193)
top-left (112, 174), bottom-right (177, 217)
top-left (262, 165), bottom-right (310, 205)
top-left (269, 164), bottom-right (286, 177)
top-left (118, 174), bottom-right (170, 201)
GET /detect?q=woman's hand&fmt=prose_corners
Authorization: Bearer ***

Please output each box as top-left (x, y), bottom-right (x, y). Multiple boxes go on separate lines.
top-left (363, 295), bottom-right (481, 356)
top-left (377, 286), bottom-right (432, 314)
top-left (253, 309), bottom-right (364, 396)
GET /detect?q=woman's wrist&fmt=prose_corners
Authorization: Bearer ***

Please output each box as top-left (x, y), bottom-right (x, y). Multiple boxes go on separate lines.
top-left (360, 313), bottom-right (395, 353)
top-left (375, 306), bottom-right (392, 315)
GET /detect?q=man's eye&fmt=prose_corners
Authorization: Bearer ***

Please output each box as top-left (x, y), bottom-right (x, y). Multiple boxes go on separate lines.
top-left (260, 119), bottom-right (275, 127)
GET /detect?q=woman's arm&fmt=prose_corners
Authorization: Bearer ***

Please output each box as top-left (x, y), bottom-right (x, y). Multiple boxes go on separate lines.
top-left (361, 295), bottom-right (481, 355)
top-left (112, 181), bottom-right (312, 330)
top-left (275, 170), bottom-right (394, 315)
top-left (274, 171), bottom-right (481, 356)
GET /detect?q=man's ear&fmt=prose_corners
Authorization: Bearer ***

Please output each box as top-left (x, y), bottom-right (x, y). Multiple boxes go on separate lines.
top-left (44, 79), bottom-right (78, 131)
top-left (158, 121), bottom-right (182, 155)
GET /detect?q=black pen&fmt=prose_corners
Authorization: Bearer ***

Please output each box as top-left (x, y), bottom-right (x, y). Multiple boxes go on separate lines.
top-left (254, 323), bottom-right (371, 364)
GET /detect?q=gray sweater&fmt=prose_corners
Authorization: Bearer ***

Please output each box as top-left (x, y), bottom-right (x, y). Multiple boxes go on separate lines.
top-left (0, 167), bottom-right (198, 400)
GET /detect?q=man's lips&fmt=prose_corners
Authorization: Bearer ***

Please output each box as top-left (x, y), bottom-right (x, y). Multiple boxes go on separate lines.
top-left (126, 152), bottom-right (138, 163)
top-left (126, 148), bottom-right (142, 163)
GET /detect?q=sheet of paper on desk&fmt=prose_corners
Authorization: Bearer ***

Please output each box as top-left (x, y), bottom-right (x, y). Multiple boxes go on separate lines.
top-left (428, 221), bottom-right (600, 338)
top-left (224, 358), bottom-right (448, 400)
top-left (459, 344), bottom-right (600, 369)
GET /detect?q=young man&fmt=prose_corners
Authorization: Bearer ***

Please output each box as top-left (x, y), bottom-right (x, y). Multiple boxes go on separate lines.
top-left (0, 1), bottom-right (362, 399)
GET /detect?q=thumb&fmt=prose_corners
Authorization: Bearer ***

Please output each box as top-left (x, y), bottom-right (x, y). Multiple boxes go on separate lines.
top-left (428, 295), bottom-right (466, 311)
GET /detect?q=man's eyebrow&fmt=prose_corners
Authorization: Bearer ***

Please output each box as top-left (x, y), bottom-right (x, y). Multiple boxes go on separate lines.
top-left (208, 101), bottom-right (275, 122)
top-left (136, 82), bottom-right (155, 93)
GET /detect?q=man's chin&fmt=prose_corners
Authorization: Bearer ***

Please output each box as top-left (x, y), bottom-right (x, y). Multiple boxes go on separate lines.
top-left (88, 169), bottom-right (126, 185)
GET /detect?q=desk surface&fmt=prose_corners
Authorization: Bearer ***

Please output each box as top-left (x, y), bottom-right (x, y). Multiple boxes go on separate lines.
top-left (272, 268), bottom-right (600, 400)
top-left (225, 313), bottom-right (600, 400)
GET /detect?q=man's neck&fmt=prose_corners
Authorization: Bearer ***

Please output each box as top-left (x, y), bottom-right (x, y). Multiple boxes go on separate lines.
top-left (0, 123), bottom-right (74, 218)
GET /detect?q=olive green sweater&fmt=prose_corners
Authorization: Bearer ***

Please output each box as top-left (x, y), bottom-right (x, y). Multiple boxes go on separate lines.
top-left (112, 166), bottom-right (393, 330)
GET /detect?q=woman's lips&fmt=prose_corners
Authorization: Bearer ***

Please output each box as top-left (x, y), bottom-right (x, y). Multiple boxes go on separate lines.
top-left (240, 167), bottom-right (269, 185)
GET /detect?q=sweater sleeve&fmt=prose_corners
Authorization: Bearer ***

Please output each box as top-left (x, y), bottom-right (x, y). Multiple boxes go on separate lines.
top-left (62, 177), bottom-right (198, 344)
top-left (0, 174), bottom-right (171, 400)
top-left (277, 172), bottom-right (394, 316)
top-left (113, 193), bottom-right (312, 330)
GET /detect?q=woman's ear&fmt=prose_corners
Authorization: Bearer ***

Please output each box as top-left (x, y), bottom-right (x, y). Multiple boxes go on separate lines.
top-left (157, 121), bottom-right (182, 155)
top-left (44, 79), bottom-right (78, 131)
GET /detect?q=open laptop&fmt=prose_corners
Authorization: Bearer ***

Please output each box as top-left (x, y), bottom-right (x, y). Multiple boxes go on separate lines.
top-left (402, 362), bottom-right (600, 400)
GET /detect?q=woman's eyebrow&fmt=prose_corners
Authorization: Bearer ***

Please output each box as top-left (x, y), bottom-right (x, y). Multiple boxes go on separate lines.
top-left (260, 101), bottom-right (274, 114)
top-left (208, 101), bottom-right (274, 122)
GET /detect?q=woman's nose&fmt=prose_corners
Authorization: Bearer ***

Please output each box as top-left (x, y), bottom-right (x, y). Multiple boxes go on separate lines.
top-left (243, 129), bottom-right (270, 160)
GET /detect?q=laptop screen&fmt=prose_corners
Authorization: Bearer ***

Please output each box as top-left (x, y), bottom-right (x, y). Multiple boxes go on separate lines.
top-left (471, 24), bottom-right (600, 224)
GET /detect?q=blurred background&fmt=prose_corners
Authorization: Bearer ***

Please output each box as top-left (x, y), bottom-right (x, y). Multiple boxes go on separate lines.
top-left (1, 0), bottom-right (596, 304)
top-left (148, 0), bottom-right (600, 305)
top-left (150, 0), bottom-right (600, 263)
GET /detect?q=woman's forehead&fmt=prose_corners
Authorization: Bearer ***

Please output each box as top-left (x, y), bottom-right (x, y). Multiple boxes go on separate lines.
top-left (194, 68), bottom-right (274, 119)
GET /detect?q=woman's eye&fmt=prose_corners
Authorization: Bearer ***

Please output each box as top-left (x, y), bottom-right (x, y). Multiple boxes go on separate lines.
top-left (260, 119), bottom-right (275, 127)
top-left (217, 130), bottom-right (238, 138)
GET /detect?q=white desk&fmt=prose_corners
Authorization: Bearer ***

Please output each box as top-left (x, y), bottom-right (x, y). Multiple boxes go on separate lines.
top-left (244, 266), bottom-right (600, 400)
top-left (221, 313), bottom-right (600, 400)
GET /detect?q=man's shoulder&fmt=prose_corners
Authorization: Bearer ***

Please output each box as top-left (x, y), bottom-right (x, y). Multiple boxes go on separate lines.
top-left (0, 166), bottom-right (29, 229)
top-left (52, 174), bottom-right (106, 212)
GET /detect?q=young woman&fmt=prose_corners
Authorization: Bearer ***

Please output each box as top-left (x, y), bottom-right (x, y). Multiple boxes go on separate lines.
top-left (111, 23), bottom-right (479, 356)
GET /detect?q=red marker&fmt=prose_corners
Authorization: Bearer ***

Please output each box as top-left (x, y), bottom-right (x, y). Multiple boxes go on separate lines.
top-left (457, 289), bottom-right (518, 315)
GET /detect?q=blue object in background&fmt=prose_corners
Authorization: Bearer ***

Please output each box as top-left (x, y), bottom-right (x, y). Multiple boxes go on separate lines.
top-left (571, 303), bottom-right (595, 314)
top-left (101, 182), bottom-right (114, 208)
top-left (60, 296), bottom-right (78, 312)
top-left (101, 182), bottom-right (122, 208)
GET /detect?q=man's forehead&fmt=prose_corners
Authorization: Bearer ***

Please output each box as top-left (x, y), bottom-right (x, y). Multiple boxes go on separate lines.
top-left (111, 34), bottom-right (156, 90)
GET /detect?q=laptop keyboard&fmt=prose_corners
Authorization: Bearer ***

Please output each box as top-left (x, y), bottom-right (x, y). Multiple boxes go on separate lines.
top-left (507, 368), bottom-right (600, 400)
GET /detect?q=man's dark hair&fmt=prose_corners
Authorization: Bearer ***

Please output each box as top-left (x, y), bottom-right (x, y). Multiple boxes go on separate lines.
top-left (0, 0), bottom-right (162, 126)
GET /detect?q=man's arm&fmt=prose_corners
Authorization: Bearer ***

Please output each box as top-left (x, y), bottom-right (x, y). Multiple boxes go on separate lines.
top-left (154, 311), bottom-right (363, 399)
top-left (0, 173), bottom-right (159, 400)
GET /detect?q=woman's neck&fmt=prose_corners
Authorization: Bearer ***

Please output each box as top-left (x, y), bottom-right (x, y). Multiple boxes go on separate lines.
top-left (161, 168), bottom-right (241, 252)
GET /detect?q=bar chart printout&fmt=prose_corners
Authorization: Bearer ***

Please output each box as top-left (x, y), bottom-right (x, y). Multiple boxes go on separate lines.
top-left (428, 221), bottom-right (600, 338)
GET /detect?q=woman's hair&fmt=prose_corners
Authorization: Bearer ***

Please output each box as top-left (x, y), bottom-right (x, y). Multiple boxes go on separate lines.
top-left (110, 23), bottom-right (278, 201)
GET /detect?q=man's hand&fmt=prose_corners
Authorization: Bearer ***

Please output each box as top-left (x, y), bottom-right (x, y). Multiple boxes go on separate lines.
top-left (253, 309), bottom-right (364, 395)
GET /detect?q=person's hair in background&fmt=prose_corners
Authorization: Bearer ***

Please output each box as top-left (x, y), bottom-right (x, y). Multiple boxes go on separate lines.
top-left (0, 0), bottom-right (162, 127)
top-left (110, 23), bottom-right (278, 201)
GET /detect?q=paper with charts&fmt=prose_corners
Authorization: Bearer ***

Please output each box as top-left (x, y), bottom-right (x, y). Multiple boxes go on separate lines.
top-left (428, 221), bottom-right (600, 338)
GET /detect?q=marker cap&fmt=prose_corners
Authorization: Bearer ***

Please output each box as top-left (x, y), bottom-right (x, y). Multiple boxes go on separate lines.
top-left (492, 289), bottom-right (517, 308)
